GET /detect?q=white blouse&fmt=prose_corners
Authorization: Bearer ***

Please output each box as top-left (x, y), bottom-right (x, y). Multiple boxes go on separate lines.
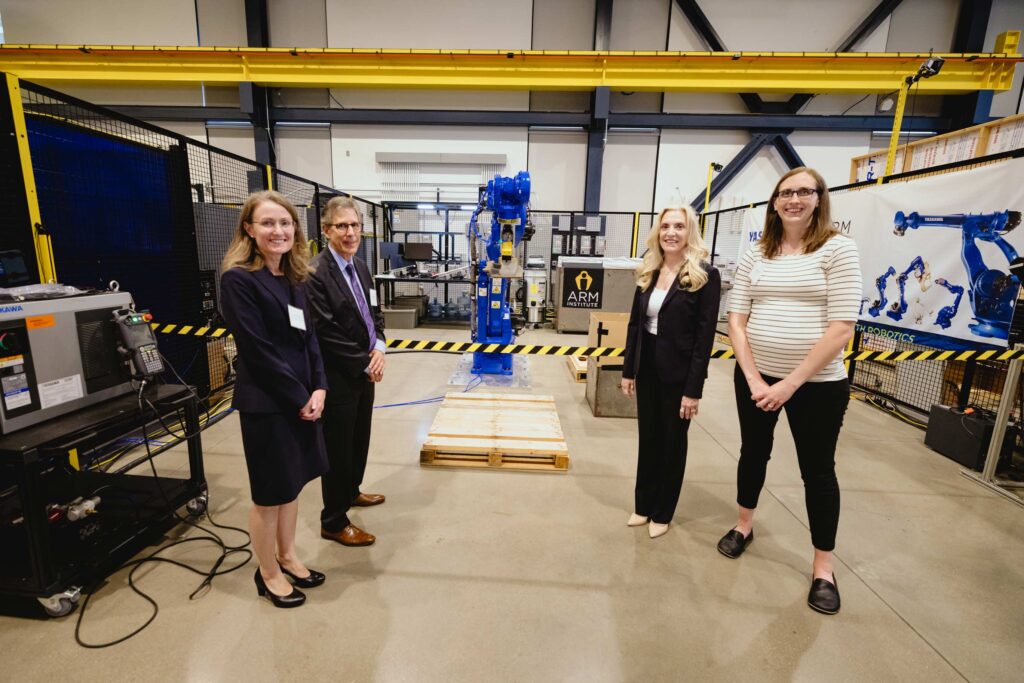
top-left (645, 288), bottom-right (669, 334)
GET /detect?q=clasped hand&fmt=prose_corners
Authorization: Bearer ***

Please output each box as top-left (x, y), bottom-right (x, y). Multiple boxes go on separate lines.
top-left (750, 377), bottom-right (797, 412)
top-left (299, 388), bottom-right (326, 421)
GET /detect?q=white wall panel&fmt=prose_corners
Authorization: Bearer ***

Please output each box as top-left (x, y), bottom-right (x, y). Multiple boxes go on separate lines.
top-left (654, 129), bottom-right (751, 210)
top-left (208, 127), bottom-right (257, 162)
top-left (1, 0), bottom-right (199, 44)
top-left (146, 120), bottom-right (208, 143)
top-left (610, 0), bottom-right (670, 50)
top-left (527, 131), bottom-right (587, 211)
top-left (532, 0), bottom-right (594, 49)
top-left (600, 132), bottom-right (659, 212)
top-left (787, 130), bottom-right (872, 188)
top-left (276, 128), bottom-right (335, 188)
top-left (268, 0), bottom-right (327, 47)
top-left (196, 0), bottom-right (246, 46)
top-left (325, 0), bottom-right (531, 49)
top-left (700, 0), bottom-right (880, 51)
top-left (885, 0), bottom-right (958, 51)
top-left (330, 124), bottom-right (528, 201)
top-left (711, 147), bottom-right (789, 211)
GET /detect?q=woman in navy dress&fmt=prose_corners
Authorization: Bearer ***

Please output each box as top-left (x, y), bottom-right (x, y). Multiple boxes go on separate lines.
top-left (220, 191), bottom-right (329, 608)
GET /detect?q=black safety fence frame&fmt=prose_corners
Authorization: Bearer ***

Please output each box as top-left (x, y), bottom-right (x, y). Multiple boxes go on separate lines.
top-left (703, 146), bottom-right (1024, 423)
top-left (8, 77), bottom-right (387, 399)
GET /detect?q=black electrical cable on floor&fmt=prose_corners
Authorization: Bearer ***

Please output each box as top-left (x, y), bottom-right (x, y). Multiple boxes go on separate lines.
top-left (73, 380), bottom-right (252, 649)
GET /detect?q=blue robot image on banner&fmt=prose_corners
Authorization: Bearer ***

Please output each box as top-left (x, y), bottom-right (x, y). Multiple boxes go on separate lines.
top-left (866, 256), bottom-right (931, 320)
top-left (893, 210), bottom-right (1024, 339)
top-left (933, 277), bottom-right (965, 329)
top-left (468, 171), bottom-right (532, 375)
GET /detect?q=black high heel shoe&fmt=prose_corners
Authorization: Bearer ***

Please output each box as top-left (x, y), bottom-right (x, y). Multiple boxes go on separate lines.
top-left (278, 563), bottom-right (326, 589)
top-left (254, 568), bottom-right (306, 608)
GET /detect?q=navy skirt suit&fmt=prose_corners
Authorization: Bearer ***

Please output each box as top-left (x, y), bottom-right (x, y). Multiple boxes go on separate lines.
top-left (220, 267), bottom-right (329, 506)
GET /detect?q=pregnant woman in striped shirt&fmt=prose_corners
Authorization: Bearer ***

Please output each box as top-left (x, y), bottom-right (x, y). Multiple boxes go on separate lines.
top-left (717, 167), bottom-right (862, 615)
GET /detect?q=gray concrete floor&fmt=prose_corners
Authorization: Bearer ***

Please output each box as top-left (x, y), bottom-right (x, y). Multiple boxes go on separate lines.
top-left (2, 327), bottom-right (1023, 682)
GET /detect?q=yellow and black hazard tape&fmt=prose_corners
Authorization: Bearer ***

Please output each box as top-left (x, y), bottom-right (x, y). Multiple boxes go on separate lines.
top-left (151, 324), bottom-right (1024, 362)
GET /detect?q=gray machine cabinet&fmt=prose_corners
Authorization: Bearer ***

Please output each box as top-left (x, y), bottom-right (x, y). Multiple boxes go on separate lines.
top-left (555, 257), bottom-right (640, 333)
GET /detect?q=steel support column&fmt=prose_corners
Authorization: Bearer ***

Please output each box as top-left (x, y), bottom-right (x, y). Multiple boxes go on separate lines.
top-left (945, 0), bottom-right (995, 128)
top-left (244, 0), bottom-right (274, 166)
top-left (585, 87), bottom-right (610, 213)
top-left (772, 132), bottom-right (805, 169)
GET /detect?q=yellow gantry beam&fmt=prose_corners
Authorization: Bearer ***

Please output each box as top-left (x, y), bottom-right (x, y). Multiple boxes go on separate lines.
top-left (0, 33), bottom-right (1020, 94)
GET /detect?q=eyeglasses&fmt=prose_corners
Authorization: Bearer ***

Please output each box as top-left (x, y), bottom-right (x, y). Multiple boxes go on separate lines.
top-left (251, 219), bottom-right (295, 230)
top-left (775, 188), bottom-right (819, 200)
top-left (326, 222), bottom-right (362, 233)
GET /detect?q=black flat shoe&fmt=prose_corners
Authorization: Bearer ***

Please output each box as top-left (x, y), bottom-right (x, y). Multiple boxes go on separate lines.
top-left (717, 528), bottom-right (754, 559)
top-left (807, 574), bottom-right (840, 615)
top-left (254, 568), bottom-right (306, 608)
top-left (279, 563), bottom-right (326, 589)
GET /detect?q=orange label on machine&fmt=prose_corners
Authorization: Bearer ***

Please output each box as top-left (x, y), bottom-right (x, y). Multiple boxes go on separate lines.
top-left (26, 315), bottom-right (55, 330)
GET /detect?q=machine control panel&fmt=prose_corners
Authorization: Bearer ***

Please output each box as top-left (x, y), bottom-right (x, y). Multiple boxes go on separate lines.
top-left (113, 309), bottom-right (164, 378)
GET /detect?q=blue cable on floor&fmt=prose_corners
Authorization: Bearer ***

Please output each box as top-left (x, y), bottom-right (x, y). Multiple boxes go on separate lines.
top-left (373, 373), bottom-right (483, 410)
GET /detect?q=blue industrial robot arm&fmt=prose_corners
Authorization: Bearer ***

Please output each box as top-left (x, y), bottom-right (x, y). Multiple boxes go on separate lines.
top-left (933, 278), bottom-right (964, 329)
top-left (867, 266), bottom-right (896, 317)
top-left (469, 171), bottom-right (532, 375)
top-left (892, 210), bottom-right (1023, 339)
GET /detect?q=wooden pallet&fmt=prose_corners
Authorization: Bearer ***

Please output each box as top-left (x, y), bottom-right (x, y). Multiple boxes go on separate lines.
top-left (566, 355), bottom-right (587, 382)
top-left (420, 392), bottom-right (569, 472)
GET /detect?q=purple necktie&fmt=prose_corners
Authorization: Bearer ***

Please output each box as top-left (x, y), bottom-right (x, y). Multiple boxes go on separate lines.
top-left (346, 262), bottom-right (376, 351)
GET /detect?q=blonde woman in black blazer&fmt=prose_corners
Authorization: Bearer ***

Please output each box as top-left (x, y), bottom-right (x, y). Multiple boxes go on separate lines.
top-left (620, 206), bottom-right (721, 538)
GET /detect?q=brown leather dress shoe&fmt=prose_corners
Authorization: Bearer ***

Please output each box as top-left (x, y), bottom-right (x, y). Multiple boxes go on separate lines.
top-left (352, 492), bottom-right (386, 507)
top-left (321, 524), bottom-right (376, 547)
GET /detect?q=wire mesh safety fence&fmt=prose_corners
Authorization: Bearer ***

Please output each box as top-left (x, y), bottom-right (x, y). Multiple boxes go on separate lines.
top-left (377, 205), bottom-right (655, 323)
top-left (14, 80), bottom-right (386, 398)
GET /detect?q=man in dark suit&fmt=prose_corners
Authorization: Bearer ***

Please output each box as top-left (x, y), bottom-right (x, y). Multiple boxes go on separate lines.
top-left (307, 196), bottom-right (387, 547)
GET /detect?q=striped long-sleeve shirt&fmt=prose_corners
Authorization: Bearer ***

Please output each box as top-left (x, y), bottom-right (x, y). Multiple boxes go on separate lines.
top-left (728, 234), bottom-right (862, 382)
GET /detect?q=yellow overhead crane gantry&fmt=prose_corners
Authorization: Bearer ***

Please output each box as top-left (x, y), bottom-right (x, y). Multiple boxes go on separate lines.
top-left (0, 31), bottom-right (1020, 94)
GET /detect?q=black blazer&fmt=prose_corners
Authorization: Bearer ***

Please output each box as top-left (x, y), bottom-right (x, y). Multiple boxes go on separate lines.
top-left (307, 250), bottom-right (387, 380)
top-left (219, 267), bottom-right (328, 413)
top-left (622, 264), bottom-right (721, 398)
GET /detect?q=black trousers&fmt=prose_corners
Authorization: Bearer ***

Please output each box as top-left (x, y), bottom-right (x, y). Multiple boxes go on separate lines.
top-left (733, 365), bottom-right (849, 551)
top-left (320, 372), bottom-right (375, 532)
top-left (635, 331), bottom-right (692, 524)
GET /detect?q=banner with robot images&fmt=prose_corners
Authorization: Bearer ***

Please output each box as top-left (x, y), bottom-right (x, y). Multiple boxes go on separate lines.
top-left (829, 157), bottom-right (1024, 349)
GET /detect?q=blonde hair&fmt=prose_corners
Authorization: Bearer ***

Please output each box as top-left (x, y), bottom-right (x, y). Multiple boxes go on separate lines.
top-left (635, 206), bottom-right (710, 292)
top-left (220, 191), bottom-right (312, 284)
top-left (761, 166), bottom-right (837, 259)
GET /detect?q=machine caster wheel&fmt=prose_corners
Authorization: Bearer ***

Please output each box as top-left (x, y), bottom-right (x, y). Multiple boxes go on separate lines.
top-left (38, 587), bottom-right (81, 618)
top-left (185, 494), bottom-right (208, 518)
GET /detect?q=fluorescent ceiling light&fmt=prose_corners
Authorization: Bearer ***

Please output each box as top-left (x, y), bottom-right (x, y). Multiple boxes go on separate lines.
top-left (460, 205), bottom-right (478, 211)
top-left (206, 120), bottom-right (252, 128)
top-left (274, 121), bottom-right (331, 129)
top-left (416, 204), bottom-right (436, 210)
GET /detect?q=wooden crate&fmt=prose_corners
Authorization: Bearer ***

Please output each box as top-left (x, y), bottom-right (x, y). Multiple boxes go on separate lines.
top-left (420, 392), bottom-right (569, 472)
top-left (566, 355), bottom-right (587, 382)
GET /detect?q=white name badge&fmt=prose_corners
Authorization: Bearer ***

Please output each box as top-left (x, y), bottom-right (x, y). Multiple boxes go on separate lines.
top-left (750, 261), bottom-right (765, 285)
top-left (288, 304), bottom-right (306, 331)
top-left (368, 289), bottom-right (378, 307)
